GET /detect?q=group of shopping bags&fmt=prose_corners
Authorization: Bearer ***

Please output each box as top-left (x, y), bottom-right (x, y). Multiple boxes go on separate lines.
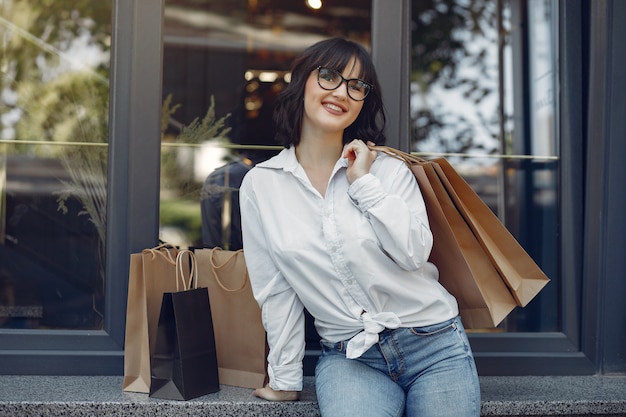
top-left (372, 146), bottom-right (550, 328)
top-left (121, 146), bottom-right (551, 400)
top-left (122, 246), bottom-right (265, 400)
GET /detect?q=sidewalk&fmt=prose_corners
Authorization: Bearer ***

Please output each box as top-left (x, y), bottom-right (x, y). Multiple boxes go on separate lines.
top-left (1, 375), bottom-right (625, 416)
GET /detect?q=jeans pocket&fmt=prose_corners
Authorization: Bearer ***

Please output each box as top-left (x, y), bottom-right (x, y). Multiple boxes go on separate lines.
top-left (408, 317), bottom-right (457, 337)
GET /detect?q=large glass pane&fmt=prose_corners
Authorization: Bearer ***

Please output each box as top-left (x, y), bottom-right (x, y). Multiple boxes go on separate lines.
top-left (160, 0), bottom-right (371, 250)
top-left (0, 1), bottom-right (111, 330)
top-left (410, 0), bottom-right (559, 332)
top-left (161, 0), bottom-right (372, 365)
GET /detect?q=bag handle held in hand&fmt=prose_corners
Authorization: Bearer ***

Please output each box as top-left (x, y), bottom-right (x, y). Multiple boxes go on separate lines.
top-left (209, 248), bottom-right (249, 292)
top-left (369, 145), bottom-right (428, 165)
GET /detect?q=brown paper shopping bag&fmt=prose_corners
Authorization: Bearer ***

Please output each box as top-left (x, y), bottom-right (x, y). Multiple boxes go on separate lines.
top-left (122, 244), bottom-right (180, 393)
top-left (195, 248), bottom-right (267, 389)
top-left (417, 162), bottom-right (517, 328)
top-left (371, 146), bottom-right (547, 328)
top-left (434, 158), bottom-right (550, 307)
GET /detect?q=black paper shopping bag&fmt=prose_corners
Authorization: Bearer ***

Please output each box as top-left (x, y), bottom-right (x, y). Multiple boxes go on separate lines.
top-left (149, 250), bottom-right (220, 400)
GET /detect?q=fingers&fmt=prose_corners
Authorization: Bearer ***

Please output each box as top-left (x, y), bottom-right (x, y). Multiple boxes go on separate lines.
top-left (349, 139), bottom-right (378, 161)
top-left (342, 140), bottom-right (359, 160)
top-left (343, 139), bottom-right (375, 159)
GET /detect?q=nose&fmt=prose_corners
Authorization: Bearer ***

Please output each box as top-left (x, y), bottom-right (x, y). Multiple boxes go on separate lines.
top-left (331, 80), bottom-right (349, 99)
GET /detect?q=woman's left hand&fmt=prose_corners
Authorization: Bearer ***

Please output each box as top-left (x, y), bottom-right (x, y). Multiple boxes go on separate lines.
top-left (343, 139), bottom-right (378, 184)
top-left (253, 384), bottom-right (300, 401)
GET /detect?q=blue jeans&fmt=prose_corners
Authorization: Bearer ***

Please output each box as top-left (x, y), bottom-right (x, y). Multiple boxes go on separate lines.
top-left (315, 316), bottom-right (480, 417)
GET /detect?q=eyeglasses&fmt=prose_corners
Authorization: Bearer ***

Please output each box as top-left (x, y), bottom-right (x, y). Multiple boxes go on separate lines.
top-left (316, 66), bottom-right (372, 101)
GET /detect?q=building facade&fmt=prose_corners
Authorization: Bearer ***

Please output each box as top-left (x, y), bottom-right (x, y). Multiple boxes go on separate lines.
top-left (0, 0), bottom-right (624, 376)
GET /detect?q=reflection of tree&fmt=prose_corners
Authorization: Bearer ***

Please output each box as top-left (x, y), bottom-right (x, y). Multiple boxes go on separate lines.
top-left (411, 0), bottom-right (499, 155)
top-left (1, 2), bottom-right (111, 143)
top-left (160, 94), bottom-right (232, 197)
top-left (2, 3), bottom-right (110, 245)
top-left (1, 2), bottom-right (111, 326)
top-left (159, 95), bottom-right (232, 246)
top-left (1, 1), bottom-right (111, 205)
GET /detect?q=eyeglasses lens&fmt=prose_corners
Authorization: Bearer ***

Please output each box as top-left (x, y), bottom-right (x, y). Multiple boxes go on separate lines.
top-left (317, 68), bottom-right (370, 101)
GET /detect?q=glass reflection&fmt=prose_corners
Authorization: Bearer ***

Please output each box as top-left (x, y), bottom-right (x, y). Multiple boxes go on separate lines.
top-left (161, 0), bottom-right (372, 360)
top-left (410, 0), bottom-right (559, 332)
top-left (0, 2), bottom-right (111, 330)
top-left (160, 0), bottom-right (371, 249)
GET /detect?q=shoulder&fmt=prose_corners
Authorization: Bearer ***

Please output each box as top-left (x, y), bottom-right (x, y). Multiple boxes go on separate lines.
top-left (369, 150), bottom-right (419, 191)
top-left (255, 147), bottom-right (293, 169)
top-left (373, 150), bottom-right (410, 174)
top-left (240, 149), bottom-right (291, 193)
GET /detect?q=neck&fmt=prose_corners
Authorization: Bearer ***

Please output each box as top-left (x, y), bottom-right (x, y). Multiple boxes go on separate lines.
top-left (295, 136), bottom-right (343, 169)
top-left (294, 134), bottom-right (343, 197)
top-left (296, 125), bottom-right (344, 167)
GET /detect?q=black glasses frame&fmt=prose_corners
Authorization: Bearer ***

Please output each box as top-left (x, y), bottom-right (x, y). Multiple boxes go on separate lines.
top-left (315, 66), bottom-right (372, 101)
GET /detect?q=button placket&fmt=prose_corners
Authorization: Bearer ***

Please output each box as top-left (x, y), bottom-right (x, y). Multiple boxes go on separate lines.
top-left (322, 183), bottom-right (373, 314)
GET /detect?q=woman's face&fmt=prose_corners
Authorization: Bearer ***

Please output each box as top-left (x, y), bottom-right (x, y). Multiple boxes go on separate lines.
top-left (301, 58), bottom-right (365, 139)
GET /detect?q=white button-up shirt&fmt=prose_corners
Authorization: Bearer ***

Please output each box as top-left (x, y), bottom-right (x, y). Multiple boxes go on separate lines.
top-left (239, 146), bottom-right (458, 391)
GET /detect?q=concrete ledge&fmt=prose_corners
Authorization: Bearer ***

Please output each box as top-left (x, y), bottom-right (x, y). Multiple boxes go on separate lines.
top-left (0, 375), bottom-right (625, 416)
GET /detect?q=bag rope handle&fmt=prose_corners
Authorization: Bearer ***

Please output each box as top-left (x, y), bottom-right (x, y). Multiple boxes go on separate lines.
top-left (369, 145), bottom-right (428, 165)
top-left (175, 249), bottom-right (198, 292)
top-left (142, 242), bottom-right (178, 264)
top-left (209, 247), bottom-right (249, 292)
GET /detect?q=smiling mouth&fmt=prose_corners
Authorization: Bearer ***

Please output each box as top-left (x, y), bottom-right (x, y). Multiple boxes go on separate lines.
top-left (324, 103), bottom-right (345, 113)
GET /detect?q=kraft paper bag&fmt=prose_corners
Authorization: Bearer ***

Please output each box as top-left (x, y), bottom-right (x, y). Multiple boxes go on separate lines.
top-left (434, 158), bottom-right (550, 307)
top-left (149, 250), bottom-right (220, 400)
top-left (371, 145), bottom-right (541, 328)
top-left (417, 162), bottom-right (517, 328)
top-left (195, 248), bottom-right (267, 389)
top-left (122, 244), bottom-right (180, 393)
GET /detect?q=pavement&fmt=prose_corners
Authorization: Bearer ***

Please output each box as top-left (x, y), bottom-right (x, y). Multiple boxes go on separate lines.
top-left (0, 375), bottom-right (625, 416)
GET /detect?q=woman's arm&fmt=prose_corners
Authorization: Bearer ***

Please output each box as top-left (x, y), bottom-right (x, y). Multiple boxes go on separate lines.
top-left (348, 157), bottom-right (433, 271)
top-left (239, 175), bottom-right (305, 397)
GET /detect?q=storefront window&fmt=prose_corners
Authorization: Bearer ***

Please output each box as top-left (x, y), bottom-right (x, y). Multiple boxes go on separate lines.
top-left (0, 1), bottom-right (111, 330)
top-left (159, 0), bottom-right (371, 249)
top-left (410, 0), bottom-right (559, 332)
top-left (160, 0), bottom-right (372, 358)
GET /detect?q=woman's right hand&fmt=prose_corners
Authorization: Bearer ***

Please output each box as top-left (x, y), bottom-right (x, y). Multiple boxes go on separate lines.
top-left (253, 384), bottom-right (300, 401)
top-left (343, 139), bottom-right (378, 184)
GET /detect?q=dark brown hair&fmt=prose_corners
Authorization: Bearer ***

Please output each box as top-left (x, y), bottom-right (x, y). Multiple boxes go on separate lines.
top-left (273, 37), bottom-right (386, 147)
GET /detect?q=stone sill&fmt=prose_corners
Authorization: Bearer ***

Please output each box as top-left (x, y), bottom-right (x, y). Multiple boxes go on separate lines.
top-left (1, 375), bottom-right (625, 416)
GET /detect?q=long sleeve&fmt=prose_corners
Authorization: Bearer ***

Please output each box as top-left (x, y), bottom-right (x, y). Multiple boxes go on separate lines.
top-left (347, 162), bottom-right (433, 271)
top-left (239, 178), bottom-right (305, 391)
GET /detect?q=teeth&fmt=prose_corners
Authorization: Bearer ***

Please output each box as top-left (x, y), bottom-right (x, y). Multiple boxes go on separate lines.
top-left (325, 103), bottom-right (343, 112)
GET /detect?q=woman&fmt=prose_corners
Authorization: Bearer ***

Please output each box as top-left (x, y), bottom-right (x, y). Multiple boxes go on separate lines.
top-left (239, 37), bottom-right (480, 417)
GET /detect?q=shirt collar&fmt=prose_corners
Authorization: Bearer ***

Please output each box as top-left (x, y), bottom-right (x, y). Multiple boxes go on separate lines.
top-left (256, 147), bottom-right (297, 172)
top-left (257, 146), bottom-right (350, 172)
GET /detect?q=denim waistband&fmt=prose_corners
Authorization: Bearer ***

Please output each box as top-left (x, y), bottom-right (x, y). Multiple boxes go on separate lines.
top-left (320, 316), bottom-right (460, 354)
top-left (321, 327), bottom-right (399, 353)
